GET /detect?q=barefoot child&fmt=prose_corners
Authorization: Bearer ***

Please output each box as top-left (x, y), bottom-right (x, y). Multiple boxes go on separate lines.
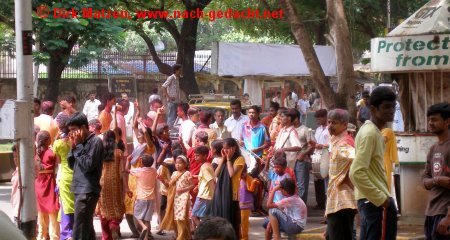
top-left (192, 146), bottom-right (216, 228)
top-left (239, 166), bottom-right (259, 240)
top-left (35, 130), bottom-right (60, 239)
top-left (130, 154), bottom-right (157, 240)
top-left (159, 155), bottom-right (195, 240)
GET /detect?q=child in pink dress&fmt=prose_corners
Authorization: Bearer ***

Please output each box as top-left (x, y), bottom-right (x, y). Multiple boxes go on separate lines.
top-left (35, 130), bottom-right (60, 240)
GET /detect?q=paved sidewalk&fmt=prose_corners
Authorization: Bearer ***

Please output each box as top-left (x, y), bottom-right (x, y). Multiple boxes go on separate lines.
top-left (0, 179), bottom-right (426, 239)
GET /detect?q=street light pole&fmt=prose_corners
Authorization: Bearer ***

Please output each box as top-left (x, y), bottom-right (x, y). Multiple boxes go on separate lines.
top-left (14, 0), bottom-right (37, 237)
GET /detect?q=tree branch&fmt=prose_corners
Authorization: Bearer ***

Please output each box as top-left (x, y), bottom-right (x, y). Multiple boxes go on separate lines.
top-left (0, 14), bottom-right (14, 29)
top-left (135, 26), bottom-right (172, 75)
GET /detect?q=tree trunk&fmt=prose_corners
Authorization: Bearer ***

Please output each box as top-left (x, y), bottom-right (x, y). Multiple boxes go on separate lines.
top-left (136, 27), bottom-right (173, 75)
top-left (326, 0), bottom-right (356, 119)
top-left (315, 22), bottom-right (327, 45)
top-left (45, 53), bottom-right (67, 102)
top-left (279, 0), bottom-right (335, 108)
top-left (178, 17), bottom-right (200, 96)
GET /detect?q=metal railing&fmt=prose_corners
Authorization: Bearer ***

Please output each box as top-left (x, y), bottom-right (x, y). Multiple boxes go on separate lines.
top-left (0, 50), bottom-right (211, 79)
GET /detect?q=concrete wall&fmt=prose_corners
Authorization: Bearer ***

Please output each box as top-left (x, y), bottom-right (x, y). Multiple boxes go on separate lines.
top-left (0, 78), bottom-right (163, 113)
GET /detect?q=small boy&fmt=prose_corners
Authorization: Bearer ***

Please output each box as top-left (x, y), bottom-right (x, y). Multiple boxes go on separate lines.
top-left (239, 166), bottom-right (259, 240)
top-left (268, 151), bottom-right (295, 203)
top-left (188, 131), bottom-right (212, 203)
top-left (266, 178), bottom-right (307, 240)
top-left (130, 154), bottom-right (157, 240)
top-left (192, 146), bottom-right (216, 228)
top-left (155, 124), bottom-right (172, 166)
top-left (263, 151), bottom-right (295, 233)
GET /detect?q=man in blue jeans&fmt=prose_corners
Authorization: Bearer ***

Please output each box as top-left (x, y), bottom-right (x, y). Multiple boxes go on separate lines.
top-left (162, 64), bottom-right (182, 127)
top-left (294, 111), bottom-right (314, 204)
top-left (67, 112), bottom-right (104, 240)
top-left (266, 178), bottom-right (307, 240)
top-left (350, 86), bottom-right (398, 240)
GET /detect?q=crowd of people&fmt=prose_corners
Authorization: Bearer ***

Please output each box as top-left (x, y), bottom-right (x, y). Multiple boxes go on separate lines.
top-left (7, 64), bottom-right (450, 240)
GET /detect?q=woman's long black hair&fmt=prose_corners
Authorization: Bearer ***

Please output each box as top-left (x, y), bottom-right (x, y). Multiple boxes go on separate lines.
top-left (103, 130), bottom-right (116, 162)
top-left (222, 138), bottom-right (241, 163)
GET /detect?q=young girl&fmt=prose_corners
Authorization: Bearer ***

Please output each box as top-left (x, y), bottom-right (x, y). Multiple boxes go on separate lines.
top-left (210, 140), bottom-right (223, 171)
top-left (10, 144), bottom-right (19, 224)
top-left (98, 130), bottom-right (126, 239)
top-left (209, 138), bottom-right (245, 239)
top-left (35, 130), bottom-right (60, 240)
top-left (239, 166), bottom-right (259, 240)
top-left (159, 155), bottom-right (194, 240)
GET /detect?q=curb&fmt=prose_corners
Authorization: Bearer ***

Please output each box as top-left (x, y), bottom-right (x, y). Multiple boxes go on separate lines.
top-left (297, 226), bottom-right (426, 240)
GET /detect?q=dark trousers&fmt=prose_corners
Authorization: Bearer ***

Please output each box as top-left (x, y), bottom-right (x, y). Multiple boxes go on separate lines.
top-left (425, 215), bottom-right (448, 240)
top-left (314, 178), bottom-right (326, 208)
top-left (357, 198), bottom-right (397, 240)
top-left (327, 209), bottom-right (357, 240)
top-left (73, 193), bottom-right (99, 240)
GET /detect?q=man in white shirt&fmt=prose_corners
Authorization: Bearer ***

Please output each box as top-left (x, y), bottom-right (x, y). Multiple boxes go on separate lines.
top-left (224, 99), bottom-right (249, 140)
top-left (291, 90), bottom-right (299, 103)
top-left (121, 93), bottom-right (134, 125)
top-left (284, 92), bottom-right (296, 108)
top-left (162, 64), bottom-right (182, 127)
top-left (210, 108), bottom-right (231, 139)
top-left (121, 93), bottom-right (135, 141)
top-left (82, 92), bottom-right (101, 121)
top-left (393, 100), bottom-right (404, 132)
top-left (180, 107), bottom-right (199, 151)
top-left (297, 94), bottom-right (310, 125)
top-left (272, 91), bottom-right (281, 105)
top-left (312, 109), bottom-right (330, 209)
top-left (273, 109), bottom-right (302, 169)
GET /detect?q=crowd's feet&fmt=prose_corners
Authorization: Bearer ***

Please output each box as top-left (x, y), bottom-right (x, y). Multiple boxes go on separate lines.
top-left (156, 230), bottom-right (166, 236)
top-left (251, 209), bottom-right (268, 217)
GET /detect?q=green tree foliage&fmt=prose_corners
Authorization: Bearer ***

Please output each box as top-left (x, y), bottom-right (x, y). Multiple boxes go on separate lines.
top-left (0, 0), bottom-right (124, 101)
top-left (0, 23), bottom-right (14, 53)
top-left (121, 0), bottom-right (213, 94)
top-left (216, 0), bottom-right (428, 57)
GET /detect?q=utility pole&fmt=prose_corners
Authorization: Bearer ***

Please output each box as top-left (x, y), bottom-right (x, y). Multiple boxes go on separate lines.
top-left (14, 0), bottom-right (37, 237)
top-left (387, 0), bottom-right (391, 31)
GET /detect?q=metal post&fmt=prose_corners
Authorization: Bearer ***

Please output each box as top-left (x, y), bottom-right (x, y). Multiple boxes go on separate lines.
top-left (387, 0), bottom-right (391, 30)
top-left (14, 0), bottom-right (37, 237)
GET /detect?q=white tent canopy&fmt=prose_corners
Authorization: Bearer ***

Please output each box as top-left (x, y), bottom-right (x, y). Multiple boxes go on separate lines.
top-left (211, 42), bottom-right (337, 77)
top-left (388, 0), bottom-right (450, 37)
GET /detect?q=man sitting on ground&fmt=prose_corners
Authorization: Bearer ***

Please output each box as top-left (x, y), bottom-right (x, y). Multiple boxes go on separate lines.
top-left (266, 178), bottom-right (307, 240)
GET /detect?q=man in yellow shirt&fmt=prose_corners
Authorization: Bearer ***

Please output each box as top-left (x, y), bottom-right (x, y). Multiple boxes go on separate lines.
top-left (349, 86), bottom-right (398, 240)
